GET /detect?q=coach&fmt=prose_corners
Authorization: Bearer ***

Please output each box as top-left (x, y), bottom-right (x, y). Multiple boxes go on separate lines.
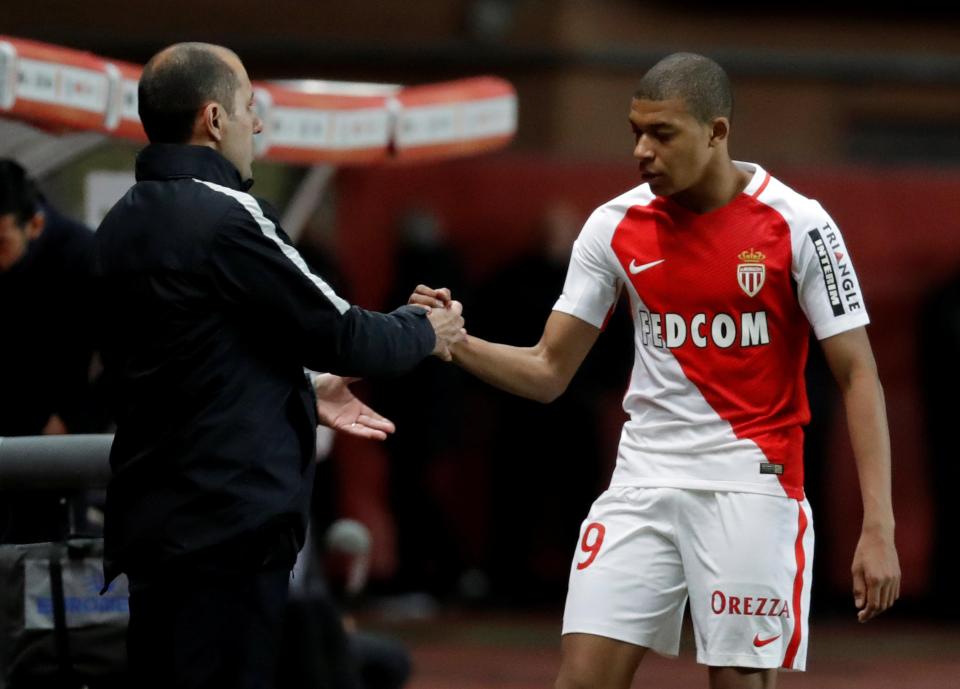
top-left (95, 42), bottom-right (464, 689)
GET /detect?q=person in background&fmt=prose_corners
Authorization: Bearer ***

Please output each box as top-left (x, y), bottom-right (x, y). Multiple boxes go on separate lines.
top-left (0, 158), bottom-right (102, 544)
top-left (378, 208), bottom-right (470, 596)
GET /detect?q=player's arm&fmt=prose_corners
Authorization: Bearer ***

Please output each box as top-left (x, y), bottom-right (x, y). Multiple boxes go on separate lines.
top-left (453, 310), bottom-right (600, 403)
top-left (819, 326), bottom-right (901, 623)
top-left (409, 284), bottom-right (599, 402)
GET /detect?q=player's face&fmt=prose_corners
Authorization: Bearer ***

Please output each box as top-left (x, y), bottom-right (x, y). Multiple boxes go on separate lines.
top-left (629, 97), bottom-right (716, 198)
top-left (218, 55), bottom-right (263, 181)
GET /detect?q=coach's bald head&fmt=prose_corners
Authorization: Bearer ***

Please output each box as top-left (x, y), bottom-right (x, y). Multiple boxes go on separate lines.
top-left (138, 42), bottom-right (262, 180)
top-left (138, 42), bottom-right (243, 145)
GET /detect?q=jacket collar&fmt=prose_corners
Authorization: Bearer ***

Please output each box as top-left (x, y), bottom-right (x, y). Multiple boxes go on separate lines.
top-left (135, 144), bottom-right (253, 192)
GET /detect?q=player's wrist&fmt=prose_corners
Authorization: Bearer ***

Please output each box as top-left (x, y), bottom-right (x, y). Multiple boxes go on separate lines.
top-left (860, 516), bottom-right (895, 536)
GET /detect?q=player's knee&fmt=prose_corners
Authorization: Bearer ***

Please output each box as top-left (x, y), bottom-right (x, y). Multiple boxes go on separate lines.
top-left (556, 655), bottom-right (607, 689)
top-left (556, 633), bottom-right (645, 689)
top-left (555, 671), bottom-right (594, 689)
top-left (555, 664), bottom-right (632, 689)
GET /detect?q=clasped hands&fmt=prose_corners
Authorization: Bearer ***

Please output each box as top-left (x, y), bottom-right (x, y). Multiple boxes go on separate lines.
top-left (312, 284), bottom-right (464, 441)
top-left (411, 284), bottom-right (465, 362)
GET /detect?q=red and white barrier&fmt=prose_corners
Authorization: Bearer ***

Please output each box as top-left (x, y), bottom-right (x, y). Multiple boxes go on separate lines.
top-left (0, 36), bottom-right (517, 163)
top-left (254, 82), bottom-right (392, 165)
top-left (392, 77), bottom-right (516, 162)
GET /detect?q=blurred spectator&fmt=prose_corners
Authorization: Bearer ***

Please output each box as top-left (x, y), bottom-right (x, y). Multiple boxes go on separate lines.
top-left (272, 233), bottom-right (412, 689)
top-left (472, 202), bottom-right (632, 604)
top-left (0, 159), bottom-right (102, 544)
top-left (0, 159), bottom-right (99, 436)
top-left (376, 209), bottom-right (471, 595)
top-left (279, 426), bottom-right (412, 689)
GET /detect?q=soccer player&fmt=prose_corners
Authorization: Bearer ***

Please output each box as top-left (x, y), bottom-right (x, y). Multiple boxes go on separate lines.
top-left (411, 53), bottom-right (900, 689)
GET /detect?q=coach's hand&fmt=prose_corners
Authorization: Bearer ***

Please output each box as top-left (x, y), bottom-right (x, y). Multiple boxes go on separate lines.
top-left (313, 374), bottom-right (396, 440)
top-left (851, 525), bottom-right (900, 623)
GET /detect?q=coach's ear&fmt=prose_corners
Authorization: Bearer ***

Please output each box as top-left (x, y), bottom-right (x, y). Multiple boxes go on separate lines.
top-left (197, 101), bottom-right (226, 143)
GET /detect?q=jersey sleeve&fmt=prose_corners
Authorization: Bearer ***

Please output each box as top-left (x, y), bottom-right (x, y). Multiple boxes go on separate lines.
top-left (792, 202), bottom-right (871, 340)
top-left (553, 209), bottom-right (621, 328)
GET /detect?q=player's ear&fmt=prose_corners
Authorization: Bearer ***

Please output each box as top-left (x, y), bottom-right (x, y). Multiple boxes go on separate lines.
top-left (708, 118), bottom-right (730, 147)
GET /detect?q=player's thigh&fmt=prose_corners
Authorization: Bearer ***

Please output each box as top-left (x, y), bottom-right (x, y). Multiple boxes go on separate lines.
top-left (562, 487), bottom-right (688, 657)
top-left (556, 633), bottom-right (647, 689)
top-left (679, 492), bottom-right (814, 671)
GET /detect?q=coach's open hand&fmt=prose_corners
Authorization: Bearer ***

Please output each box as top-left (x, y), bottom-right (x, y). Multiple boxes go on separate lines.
top-left (313, 373), bottom-right (396, 440)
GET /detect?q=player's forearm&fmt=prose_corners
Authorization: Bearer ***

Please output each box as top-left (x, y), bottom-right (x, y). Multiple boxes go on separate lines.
top-left (842, 367), bottom-right (895, 532)
top-left (451, 334), bottom-right (567, 403)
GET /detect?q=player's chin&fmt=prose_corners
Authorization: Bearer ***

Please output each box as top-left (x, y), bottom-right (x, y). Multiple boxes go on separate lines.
top-left (647, 177), bottom-right (674, 196)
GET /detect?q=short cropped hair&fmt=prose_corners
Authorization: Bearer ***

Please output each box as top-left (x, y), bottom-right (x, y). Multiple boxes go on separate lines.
top-left (138, 43), bottom-right (240, 144)
top-left (635, 53), bottom-right (733, 124)
top-left (0, 159), bottom-right (40, 225)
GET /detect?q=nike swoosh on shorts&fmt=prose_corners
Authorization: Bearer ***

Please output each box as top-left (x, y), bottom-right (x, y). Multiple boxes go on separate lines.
top-left (753, 633), bottom-right (781, 647)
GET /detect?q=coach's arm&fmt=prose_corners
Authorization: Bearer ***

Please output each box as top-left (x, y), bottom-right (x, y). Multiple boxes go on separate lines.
top-left (820, 326), bottom-right (901, 623)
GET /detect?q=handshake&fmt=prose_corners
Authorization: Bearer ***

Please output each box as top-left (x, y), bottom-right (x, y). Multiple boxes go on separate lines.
top-left (410, 284), bottom-right (465, 362)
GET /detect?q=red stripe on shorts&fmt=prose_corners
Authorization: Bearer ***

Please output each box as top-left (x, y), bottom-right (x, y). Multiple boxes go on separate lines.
top-left (782, 502), bottom-right (808, 669)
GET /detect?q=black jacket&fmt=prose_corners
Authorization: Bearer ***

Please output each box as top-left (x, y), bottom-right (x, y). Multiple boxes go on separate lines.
top-left (95, 145), bottom-right (435, 580)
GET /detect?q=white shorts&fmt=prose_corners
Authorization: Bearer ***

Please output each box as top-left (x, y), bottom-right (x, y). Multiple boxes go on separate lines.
top-left (562, 486), bottom-right (814, 670)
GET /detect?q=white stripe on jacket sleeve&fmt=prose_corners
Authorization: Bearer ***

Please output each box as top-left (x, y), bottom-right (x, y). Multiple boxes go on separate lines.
top-left (194, 178), bottom-right (350, 314)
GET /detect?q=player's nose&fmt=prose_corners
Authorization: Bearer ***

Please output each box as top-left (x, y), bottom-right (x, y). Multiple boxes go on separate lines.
top-left (633, 135), bottom-right (655, 161)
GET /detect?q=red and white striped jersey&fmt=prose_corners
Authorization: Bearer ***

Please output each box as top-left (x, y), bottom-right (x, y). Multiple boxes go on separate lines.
top-left (554, 162), bottom-right (869, 499)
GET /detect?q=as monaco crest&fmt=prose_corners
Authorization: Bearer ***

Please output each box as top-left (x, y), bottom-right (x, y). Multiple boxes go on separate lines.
top-left (737, 249), bottom-right (766, 297)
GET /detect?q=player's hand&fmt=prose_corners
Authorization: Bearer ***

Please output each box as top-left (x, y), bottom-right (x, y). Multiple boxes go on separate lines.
top-left (851, 525), bottom-right (900, 623)
top-left (409, 284), bottom-right (452, 311)
top-left (427, 300), bottom-right (466, 361)
top-left (313, 374), bottom-right (395, 440)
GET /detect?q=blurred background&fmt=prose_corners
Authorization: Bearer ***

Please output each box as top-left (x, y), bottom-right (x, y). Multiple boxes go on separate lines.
top-left (3, 2), bottom-right (960, 687)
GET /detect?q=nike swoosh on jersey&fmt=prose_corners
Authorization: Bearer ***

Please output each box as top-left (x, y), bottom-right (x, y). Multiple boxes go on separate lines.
top-left (628, 258), bottom-right (665, 274)
top-left (753, 633), bottom-right (781, 647)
